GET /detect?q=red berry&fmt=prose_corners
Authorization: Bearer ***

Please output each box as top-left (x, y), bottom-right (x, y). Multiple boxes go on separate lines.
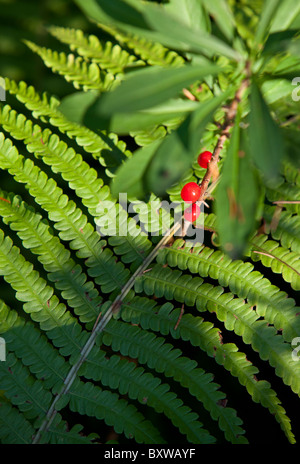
top-left (184, 203), bottom-right (201, 222)
top-left (198, 151), bottom-right (212, 169)
top-left (181, 182), bottom-right (201, 203)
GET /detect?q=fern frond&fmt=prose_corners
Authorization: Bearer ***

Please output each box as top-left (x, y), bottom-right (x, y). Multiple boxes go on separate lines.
top-left (24, 40), bottom-right (117, 92)
top-left (0, 402), bottom-right (35, 444)
top-left (0, 191), bottom-right (104, 327)
top-left (130, 125), bottom-right (168, 147)
top-left (157, 239), bottom-right (300, 342)
top-left (99, 24), bottom-right (185, 67)
top-left (0, 305), bottom-right (97, 444)
top-left (0, 300), bottom-right (67, 390)
top-left (0, 105), bottom-right (153, 267)
top-left (0, 301), bottom-right (162, 444)
top-left (0, 133), bottom-right (130, 293)
top-left (1, 293), bottom-right (214, 445)
top-left (3, 77), bottom-right (130, 176)
top-left (48, 26), bottom-right (145, 73)
top-left (100, 319), bottom-right (247, 444)
top-left (82, 348), bottom-right (216, 444)
top-left (41, 414), bottom-right (99, 444)
top-left (248, 235), bottom-right (300, 291)
top-left (118, 295), bottom-right (296, 443)
top-left (67, 379), bottom-right (164, 444)
top-left (0, 229), bottom-right (88, 355)
top-left (0, 353), bottom-right (52, 420)
top-left (135, 263), bottom-right (300, 394)
top-left (263, 205), bottom-right (300, 253)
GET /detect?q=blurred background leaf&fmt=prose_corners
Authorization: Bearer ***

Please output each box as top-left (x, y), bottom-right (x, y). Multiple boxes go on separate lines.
top-left (0, 0), bottom-right (96, 97)
top-left (84, 60), bottom-right (220, 115)
top-left (248, 80), bottom-right (286, 183)
top-left (215, 111), bottom-right (263, 259)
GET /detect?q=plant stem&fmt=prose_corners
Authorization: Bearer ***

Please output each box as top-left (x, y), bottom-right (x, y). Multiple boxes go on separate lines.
top-left (32, 76), bottom-right (249, 444)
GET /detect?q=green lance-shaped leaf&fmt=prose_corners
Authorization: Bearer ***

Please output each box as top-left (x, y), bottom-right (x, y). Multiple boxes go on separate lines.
top-left (269, 0), bottom-right (300, 33)
top-left (163, 0), bottom-right (211, 34)
top-left (146, 90), bottom-right (232, 197)
top-left (130, 1), bottom-right (240, 60)
top-left (262, 30), bottom-right (300, 56)
top-left (253, 0), bottom-right (282, 51)
top-left (201, 0), bottom-right (236, 42)
top-left (215, 110), bottom-right (262, 259)
top-left (84, 61), bottom-right (220, 117)
top-left (248, 80), bottom-right (286, 183)
top-left (82, 98), bottom-right (199, 134)
top-left (110, 139), bottom-right (162, 200)
top-left (58, 90), bottom-right (100, 125)
top-left (75, 0), bottom-right (241, 61)
top-left (110, 90), bottom-right (230, 199)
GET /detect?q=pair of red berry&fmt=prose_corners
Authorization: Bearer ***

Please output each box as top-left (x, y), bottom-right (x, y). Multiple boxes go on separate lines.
top-left (181, 151), bottom-right (212, 222)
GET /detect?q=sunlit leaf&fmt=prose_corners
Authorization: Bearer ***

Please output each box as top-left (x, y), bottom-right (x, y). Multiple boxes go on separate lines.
top-left (58, 90), bottom-right (99, 123)
top-left (254, 0), bottom-right (282, 50)
top-left (201, 0), bottom-right (236, 41)
top-left (270, 0), bottom-right (300, 32)
top-left (85, 99), bottom-right (199, 134)
top-left (92, 62), bottom-right (220, 115)
top-left (164, 0), bottom-right (211, 33)
top-left (248, 81), bottom-right (285, 182)
top-left (75, 0), bottom-right (241, 61)
top-left (146, 90), bottom-right (232, 196)
top-left (110, 139), bottom-right (162, 200)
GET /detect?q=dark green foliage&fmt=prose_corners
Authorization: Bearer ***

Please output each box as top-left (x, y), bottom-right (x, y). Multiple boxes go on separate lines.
top-left (0, 0), bottom-right (299, 445)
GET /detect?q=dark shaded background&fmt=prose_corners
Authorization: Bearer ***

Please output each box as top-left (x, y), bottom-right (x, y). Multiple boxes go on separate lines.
top-left (0, 0), bottom-right (96, 97)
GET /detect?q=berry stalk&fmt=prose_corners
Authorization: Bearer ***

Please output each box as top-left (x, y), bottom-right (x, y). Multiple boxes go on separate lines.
top-left (197, 77), bottom-right (250, 203)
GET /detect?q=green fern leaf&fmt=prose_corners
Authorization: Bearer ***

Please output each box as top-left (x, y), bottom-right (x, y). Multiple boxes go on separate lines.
top-left (48, 26), bottom-right (144, 73)
top-left (99, 23), bottom-right (185, 67)
top-left (25, 40), bottom-right (117, 92)
top-left (82, 348), bottom-right (216, 444)
top-left (135, 263), bottom-right (300, 392)
top-left (0, 105), bottom-right (152, 267)
top-left (0, 301), bottom-right (67, 390)
top-left (2, 77), bottom-right (130, 176)
top-left (118, 295), bottom-right (296, 443)
top-left (134, 265), bottom-right (297, 441)
top-left (248, 235), bottom-right (300, 291)
top-left (0, 402), bottom-right (35, 444)
top-left (263, 205), bottom-right (300, 253)
top-left (41, 414), bottom-right (99, 444)
top-left (101, 319), bottom-right (248, 444)
top-left (68, 379), bottom-right (165, 444)
top-left (0, 133), bottom-right (130, 293)
top-left (0, 353), bottom-right (52, 420)
top-left (0, 191), bottom-right (104, 327)
top-left (157, 238), bottom-right (300, 342)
